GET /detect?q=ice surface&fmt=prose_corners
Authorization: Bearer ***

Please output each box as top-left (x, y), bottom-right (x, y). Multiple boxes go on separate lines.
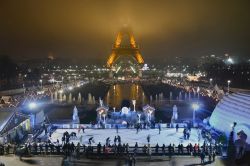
top-left (49, 128), bottom-right (204, 146)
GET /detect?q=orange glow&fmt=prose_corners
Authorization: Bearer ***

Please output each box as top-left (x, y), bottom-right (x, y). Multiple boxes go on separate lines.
top-left (107, 52), bottom-right (117, 67)
top-left (130, 34), bottom-right (136, 48)
top-left (106, 27), bottom-right (144, 67)
top-left (135, 53), bottom-right (144, 64)
top-left (115, 32), bottom-right (122, 48)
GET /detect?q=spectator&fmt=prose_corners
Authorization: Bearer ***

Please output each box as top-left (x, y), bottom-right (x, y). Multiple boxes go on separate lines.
top-left (155, 143), bottom-right (159, 153)
top-left (162, 144), bottom-right (166, 155)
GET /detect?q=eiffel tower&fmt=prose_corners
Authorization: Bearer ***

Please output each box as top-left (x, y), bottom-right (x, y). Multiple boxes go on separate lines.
top-left (107, 27), bottom-right (144, 67)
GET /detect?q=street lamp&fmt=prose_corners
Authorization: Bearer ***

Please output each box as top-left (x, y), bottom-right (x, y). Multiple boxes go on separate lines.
top-left (51, 78), bottom-right (55, 87)
top-left (39, 79), bottom-right (43, 89)
top-left (227, 80), bottom-right (231, 94)
top-left (132, 100), bottom-right (136, 112)
top-left (192, 103), bottom-right (199, 126)
top-left (209, 78), bottom-right (213, 85)
top-left (103, 114), bottom-right (106, 124)
top-left (137, 113), bottom-right (141, 124)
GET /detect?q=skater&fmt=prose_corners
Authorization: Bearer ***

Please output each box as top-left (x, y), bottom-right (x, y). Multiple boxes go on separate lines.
top-left (136, 124), bottom-right (140, 134)
top-left (158, 123), bottom-right (161, 134)
top-left (176, 124), bottom-right (179, 132)
top-left (147, 134), bottom-right (150, 143)
top-left (88, 137), bottom-right (94, 145)
top-left (183, 128), bottom-right (187, 140)
top-left (115, 124), bottom-right (119, 133)
top-left (106, 137), bottom-right (110, 146)
top-left (186, 129), bottom-right (190, 140)
top-left (82, 126), bottom-right (85, 133)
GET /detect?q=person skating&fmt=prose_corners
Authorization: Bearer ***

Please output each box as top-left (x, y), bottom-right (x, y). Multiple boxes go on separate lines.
top-left (82, 126), bottom-right (85, 133)
top-left (115, 124), bottom-right (119, 133)
top-left (158, 124), bottom-right (161, 134)
top-left (176, 124), bottom-right (179, 132)
top-left (88, 137), bottom-right (94, 145)
top-left (147, 134), bottom-right (150, 143)
top-left (106, 137), bottom-right (110, 146)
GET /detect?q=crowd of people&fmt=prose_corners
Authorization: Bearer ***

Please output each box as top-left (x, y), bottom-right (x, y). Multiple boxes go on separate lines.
top-left (0, 124), bottom-right (222, 166)
top-left (0, 132), bottom-right (221, 160)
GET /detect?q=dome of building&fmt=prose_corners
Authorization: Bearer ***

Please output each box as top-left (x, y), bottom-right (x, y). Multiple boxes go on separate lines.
top-left (209, 92), bottom-right (250, 143)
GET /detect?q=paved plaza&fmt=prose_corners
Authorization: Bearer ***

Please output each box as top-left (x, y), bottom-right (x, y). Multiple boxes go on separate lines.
top-left (0, 155), bottom-right (63, 166)
top-left (1, 155), bottom-right (239, 166)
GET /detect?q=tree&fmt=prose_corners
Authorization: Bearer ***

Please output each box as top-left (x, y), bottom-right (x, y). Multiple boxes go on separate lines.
top-left (0, 55), bottom-right (18, 87)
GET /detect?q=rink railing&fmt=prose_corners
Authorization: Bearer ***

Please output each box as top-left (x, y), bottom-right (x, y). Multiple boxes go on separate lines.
top-left (0, 144), bottom-right (223, 157)
top-left (51, 123), bottom-right (189, 129)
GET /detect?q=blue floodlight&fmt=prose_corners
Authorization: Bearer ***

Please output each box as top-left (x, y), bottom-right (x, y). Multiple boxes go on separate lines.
top-left (192, 103), bottom-right (199, 111)
top-left (28, 102), bottom-right (37, 109)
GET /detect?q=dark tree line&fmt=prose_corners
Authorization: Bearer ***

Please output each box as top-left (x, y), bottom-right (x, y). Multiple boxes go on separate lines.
top-left (203, 61), bottom-right (250, 89)
top-left (0, 55), bottom-right (18, 80)
top-left (0, 55), bottom-right (42, 90)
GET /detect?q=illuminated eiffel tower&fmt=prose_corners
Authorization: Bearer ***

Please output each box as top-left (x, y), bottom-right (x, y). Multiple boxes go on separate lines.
top-left (107, 27), bottom-right (144, 68)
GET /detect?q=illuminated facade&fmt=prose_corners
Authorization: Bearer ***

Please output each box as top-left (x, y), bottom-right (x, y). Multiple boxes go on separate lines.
top-left (209, 92), bottom-right (250, 144)
top-left (107, 27), bottom-right (144, 67)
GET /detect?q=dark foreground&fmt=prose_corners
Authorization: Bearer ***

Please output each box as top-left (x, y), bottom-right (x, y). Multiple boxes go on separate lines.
top-left (1, 155), bottom-right (249, 166)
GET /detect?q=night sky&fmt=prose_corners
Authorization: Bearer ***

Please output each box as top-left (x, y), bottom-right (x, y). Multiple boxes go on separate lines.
top-left (0, 0), bottom-right (250, 65)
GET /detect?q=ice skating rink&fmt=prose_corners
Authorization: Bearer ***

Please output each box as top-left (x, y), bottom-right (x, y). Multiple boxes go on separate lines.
top-left (50, 128), bottom-right (203, 146)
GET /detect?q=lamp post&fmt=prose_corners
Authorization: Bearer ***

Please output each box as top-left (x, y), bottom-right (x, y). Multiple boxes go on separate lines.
top-left (227, 80), bottom-right (231, 94)
top-left (52, 78), bottom-right (55, 87)
top-left (209, 78), bottom-right (213, 85)
top-left (132, 100), bottom-right (136, 112)
top-left (138, 113), bottom-right (141, 124)
top-left (39, 79), bottom-right (43, 89)
top-left (192, 103), bottom-right (199, 126)
top-left (103, 114), bottom-right (106, 124)
top-left (99, 111), bottom-right (102, 123)
top-left (23, 84), bottom-right (26, 94)
top-left (148, 110), bottom-right (153, 122)
top-left (147, 112), bottom-right (150, 122)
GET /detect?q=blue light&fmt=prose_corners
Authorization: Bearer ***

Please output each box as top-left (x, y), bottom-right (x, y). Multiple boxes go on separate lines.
top-left (28, 102), bottom-right (37, 109)
top-left (192, 103), bottom-right (199, 111)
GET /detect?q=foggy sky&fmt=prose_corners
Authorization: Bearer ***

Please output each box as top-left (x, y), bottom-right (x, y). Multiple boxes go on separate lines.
top-left (0, 0), bottom-right (250, 64)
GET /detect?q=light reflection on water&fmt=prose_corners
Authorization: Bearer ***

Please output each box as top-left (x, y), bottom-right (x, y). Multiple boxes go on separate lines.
top-left (105, 83), bottom-right (148, 109)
